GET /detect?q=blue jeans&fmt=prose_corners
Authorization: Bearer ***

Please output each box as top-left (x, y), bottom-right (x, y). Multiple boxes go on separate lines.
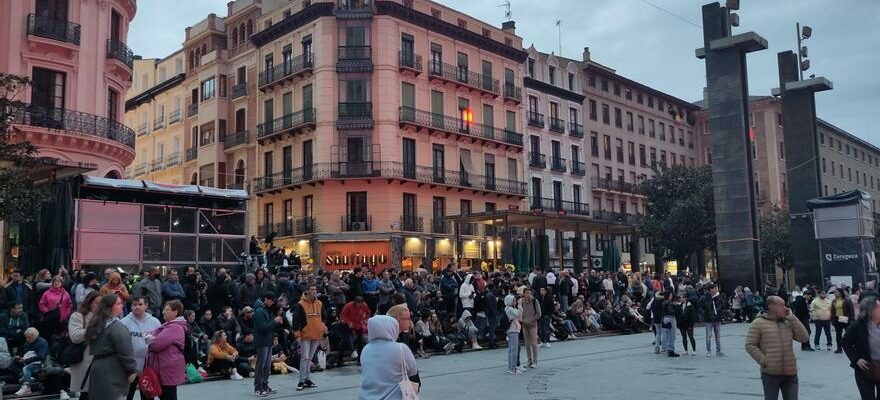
top-left (254, 346), bottom-right (272, 392)
top-left (506, 332), bottom-right (519, 371)
top-left (705, 321), bottom-right (722, 352)
top-left (22, 362), bottom-right (42, 384)
top-left (299, 339), bottom-right (321, 383)
top-left (538, 316), bottom-right (552, 343)
top-left (654, 323), bottom-right (664, 350)
top-left (661, 316), bottom-right (677, 352)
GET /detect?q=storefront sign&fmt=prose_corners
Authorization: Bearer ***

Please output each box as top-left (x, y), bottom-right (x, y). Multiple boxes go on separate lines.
top-left (321, 241), bottom-right (391, 270)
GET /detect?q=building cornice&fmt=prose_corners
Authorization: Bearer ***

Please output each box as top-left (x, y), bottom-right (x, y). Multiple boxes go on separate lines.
top-left (375, 1), bottom-right (528, 63)
top-left (524, 77), bottom-right (585, 104)
top-left (584, 64), bottom-right (700, 112)
top-left (125, 73), bottom-right (186, 111)
top-left (250, 2), bottom-right (335, 47)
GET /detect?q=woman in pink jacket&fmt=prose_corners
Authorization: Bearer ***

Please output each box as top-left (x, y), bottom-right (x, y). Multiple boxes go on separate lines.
top-left (147, 299), bottom-right (187, 400)
top-left (38, 275), bottom-right (73, 337)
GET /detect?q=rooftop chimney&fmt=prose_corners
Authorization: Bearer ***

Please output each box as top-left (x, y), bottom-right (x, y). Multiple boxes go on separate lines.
top-left (502, 21), bottom-right (516, 34)
top-left (582, 47), bottom-right (591, 62)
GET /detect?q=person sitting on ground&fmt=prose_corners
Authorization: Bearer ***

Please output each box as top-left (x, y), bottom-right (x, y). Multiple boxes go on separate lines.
top-left (566, 297), bottom-right (588, 333)
top-left (270, 335), bottom-right (293, 374)
top-left (184, 309), bottom-right (209, 358)
top-left (13, 327), bottom-right (48, 396)
top-left (206, 330), bottom-right (245, 380)
top-left (236, 332), bottom-right (257, 375)
top-left (549, 302), bottom-right (575, 340)
top-left (415, 311), bottom-right (453, 355)
top-left (0, 302), bottom-right (30, 351)
top-left (340, 295), bottom-right (370, 361)
top-left (599, 303), bottom-right (624, 332)
top-left (387, 294), bottom-right (419, 356)
top-left (215, 306), bottom-right (241, 344)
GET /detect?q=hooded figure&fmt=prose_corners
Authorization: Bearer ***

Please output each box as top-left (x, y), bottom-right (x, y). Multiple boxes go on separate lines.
top-left (358, 315), bottom-right (419, 400)
top-left (459, 274), bottom-right (476, 310)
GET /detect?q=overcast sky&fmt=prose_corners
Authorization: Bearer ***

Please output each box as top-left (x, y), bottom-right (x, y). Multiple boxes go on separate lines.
top-left (129, 0), bottom-right (879, 144)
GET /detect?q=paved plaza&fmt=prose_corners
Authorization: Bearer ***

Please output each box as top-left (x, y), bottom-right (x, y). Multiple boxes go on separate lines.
top-left (180, 322), bottom-right (857, 399)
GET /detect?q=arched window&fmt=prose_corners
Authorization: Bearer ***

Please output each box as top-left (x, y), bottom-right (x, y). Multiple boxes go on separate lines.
top-left (235, 160), bottom-right (245, 185)
top-left (246, 19), bottom-right (253, 36)
top-left (232, 28), bottom-right (238, 47)
top-left (239, 24), bottom-right (246, 43)
top-left (190, 172), bottom-right (198, 185)
top-left (189, 50), bottom-right (195, 69)
top-left (201, 44), bottom-right (207, 55)
top-left (194, 48), bottom-right (201, 66)
top-left (104, 170), bottom-right (121, 179)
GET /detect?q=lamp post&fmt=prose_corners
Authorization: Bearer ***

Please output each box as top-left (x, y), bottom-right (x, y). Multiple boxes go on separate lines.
top-left (796, 23), bottom-right (812, 80)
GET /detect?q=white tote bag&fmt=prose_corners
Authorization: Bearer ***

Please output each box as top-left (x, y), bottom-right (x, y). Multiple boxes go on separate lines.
top-left (398, 344), bottom-right (419, 400)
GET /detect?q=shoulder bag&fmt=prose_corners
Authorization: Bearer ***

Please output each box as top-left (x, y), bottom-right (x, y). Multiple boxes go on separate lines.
top-left (398, 343), bottom-right (419, 400)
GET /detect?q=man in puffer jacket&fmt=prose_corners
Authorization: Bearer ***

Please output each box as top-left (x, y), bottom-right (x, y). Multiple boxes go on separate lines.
top-left (744, 296), bottom-right (809, 400)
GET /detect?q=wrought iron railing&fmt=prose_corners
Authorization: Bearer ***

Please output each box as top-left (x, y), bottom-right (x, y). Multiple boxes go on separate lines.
top-left (549, 117), bottom-right (566, 133)
top-left (591, 177), bottom-right (643, 195)
top-left (165, 152), bottom-right (181, 167)
top-left (459, 223), bottom-right (479, 236)
top-left (232, 82), bottom-right (248, 98)
top-left (550, 156), bottom-right (567, 172)
top-left (257, 108), bottom-right (316, 139)
top-left (527, 111), bottom-right (545, 127)
top-left (253, 161), bottom-right (527, 196)
top-left (529, 152), bottom-right (547, 168)
top-left (530, 197), bottom-right (590, 216)
top-left (571, 160), bottom-right (586, 175)
top-left (153, 116), bottom-right (165, 130)
top-left (399, 106), bottom-right (523, 146)
top-left (132, 163), bottom-right (148, 176)
top-left (399, 51), bottom-right (422, 73)
top-left (338, 46), bottom-right (371, 61)
top-left (137, 122), bottom-right (148, 136)
top-left (339, 102), bottom-right (372, 119)
top-left (27, 14), bottom-right (81, 45)
top-left (185, 147), bottom-right (198, 161)
top-left (504, 82), bottom-right (522, 103)
top-left (569, 122), bottom-right (584, 138)
top-left (592, 210), bottom-right (642, 225)
top-left (431, 218), bottom-right (453, 234)
top-left (168, 109), bottom-right (182, 124)
top-left (428, 60), bottom-right (499, 95)
top-left (187, 103), bottom-right (198, 117)
top-left (341, 214), bottom-right (372, 231)
top-left (336, 0), bottom-right (373, 18)
top-left (7, 104), bottom-right (134, 148)
top-left (258, 53), bottom-right (313, 88)
top-left (150, 159), bottom-right (164, 172)
top-left (223, 130), bottom-right (250, 149)
top-left (399, 215), bottom-right (423, 232)
top-left (107, 39), bottom-right (134, 69)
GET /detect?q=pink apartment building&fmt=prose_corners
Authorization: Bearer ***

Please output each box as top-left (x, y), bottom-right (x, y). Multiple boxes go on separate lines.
top-left (246, 0), bottom-right (528, 271)
top-left (0, 0), bottom-right (137, 178)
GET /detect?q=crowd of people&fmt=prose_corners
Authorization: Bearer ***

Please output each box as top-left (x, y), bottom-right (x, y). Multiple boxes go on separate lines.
top-left (13, 246), bottom-right (869, 399)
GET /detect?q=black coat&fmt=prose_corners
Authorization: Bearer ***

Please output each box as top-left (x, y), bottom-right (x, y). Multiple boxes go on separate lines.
top-left (842, 318), bottom-right (874, 370)
top-left (702, 294), bottom-right (725, 322)
top-left (678, 302), bottom-right (697, 327)
top-left (792, 296), bottom-right (811, 322)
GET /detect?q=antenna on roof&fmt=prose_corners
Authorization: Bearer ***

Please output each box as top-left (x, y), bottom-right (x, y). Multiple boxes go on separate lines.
top-left (499, 1), bottom-right (511, 21)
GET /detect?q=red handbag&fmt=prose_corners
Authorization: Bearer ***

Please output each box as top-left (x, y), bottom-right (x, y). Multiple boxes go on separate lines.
top-left (139, 354), bottom-right (163, 397)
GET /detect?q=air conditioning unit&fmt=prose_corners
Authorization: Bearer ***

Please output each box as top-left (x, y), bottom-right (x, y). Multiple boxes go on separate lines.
top-left (351, 222), bottom-right (366, 231)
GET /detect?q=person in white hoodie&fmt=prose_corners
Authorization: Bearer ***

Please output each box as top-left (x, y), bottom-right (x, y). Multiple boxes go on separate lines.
top-left (504, 294), bottom-right (525, 374)
top-left (120, 296), bottom-right (161, 400)
top-left (459, 274), bottom-right (476, 315)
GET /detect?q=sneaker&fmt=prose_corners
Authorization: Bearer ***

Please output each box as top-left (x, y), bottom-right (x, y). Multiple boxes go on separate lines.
top-left (472, 343), bottom-right (483, 350)
top-left (256, 391), bottom-right (269, 397)
top-left (803, 347), bottom-right (816, 352)
top-left (304, 379), bottom-right (317, 388)
top-left (682, 350), bottom-right (689, 356)
top-left (249, 372), bottom-right (256, 378)
top-left (516, 366), bottom-right (527, 373)
top-left (444, 342), bottom-right (455, 355)
top-left (265, 388), bottom-right (278, 394)
top-left (231, 372), bottom-right (244, 380)
top-left (826, 345), bottom-right (833, 351)
top-left (544, 342), bottom-right (551, 348)
top-left (690, 351), bottom-right (696, 357)
top-left (835, 348), bottom-right (843, 354)
top-left (537, 342), bottom-right (544, 348)
top-left (668, 351), bottom-right (680, 357)
top-left (716, 351), bottom-right (727, 357)
top-left (351, 350), bottom-right (359, 359)
top-left (15, 385), bottom-right (32, 396)
top-left (296, 382), bottom-right (306, 391)
top-left (507, 369), bottom-right (521, 375)
top-left (528, 362), bottom-right (537, 369)
top-left (286, 365), bottom-right (300, 374)
top-left (706, 352), bottom-right (712, 357)
top-left (59, 390), bottom-right (71, 400)
top-left (654, 347), bottom-right (661, 354)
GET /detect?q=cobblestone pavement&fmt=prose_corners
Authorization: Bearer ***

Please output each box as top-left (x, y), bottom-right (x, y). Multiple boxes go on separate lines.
top-left (180, 322), bottom-right (857, 399)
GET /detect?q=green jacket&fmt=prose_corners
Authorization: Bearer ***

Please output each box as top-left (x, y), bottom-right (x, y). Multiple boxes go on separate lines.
top-left (253, 300), bottom-right (275, 348)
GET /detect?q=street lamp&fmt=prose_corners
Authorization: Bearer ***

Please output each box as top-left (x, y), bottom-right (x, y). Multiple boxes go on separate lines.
top-left (796, 23), bottom-right (813, 80)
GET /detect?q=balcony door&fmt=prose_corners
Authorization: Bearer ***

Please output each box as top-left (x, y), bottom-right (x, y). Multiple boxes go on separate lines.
top-left (303, 139), bottom-right (313, 180)
top-left (403, 193), bottom-right (416, 230)
top-left (347, 192), bottom-right (368, 227)
top-left (531, 177), bottom-right (542, 207)
top-left (402, 138), bottom-right (416, 179)
top-left (36, 0), bottom-right (68, 19)
top-left (553, 181), bottom-right (563, 210)
top-left (31, 68), bottom-right (65, 127)
top-left (432, 144), bottom-right (444, 182)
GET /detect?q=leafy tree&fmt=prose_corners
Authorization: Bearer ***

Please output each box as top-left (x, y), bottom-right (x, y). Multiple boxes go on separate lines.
top-left (640, 165), bottom-right (716, 268)
top-left (760, 205), bottom-right (792, 273)
top-left (0, 73), bottom-right (51, 223)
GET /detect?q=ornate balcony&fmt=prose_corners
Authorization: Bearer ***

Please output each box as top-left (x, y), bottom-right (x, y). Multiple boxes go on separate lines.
top-left (529, 152), bottom-right (547, 169)
top-left (399, 106), bottom-right (523, 148)
top-left (107, 39), bottom-right (134, 69)
top-left (428, 61), bottom-right (499, 97)
top-left (338, 102), bottom-right (373, 130)
top-left (503, 83), bottom-right (522, 104)
top-left (527, 111), bottom-right (545, 128)
top-left (266, 217), bottom-right (318, 237)
top-left (549, 117), bottom-right (566, 133)
top-left (571, 160), bottom-right (586, 175)
top-left (150, 159), bottom-right (164, 172)
top-left (8, 104), bottom-right (134, 149)
top-left (223, 130), bottom-right (250, 150)
top-left (132, 162), bottom-right (148, 177)
top-left (168, 109), bottom-right (182, 124)
top-left (550, 156), bottom-right (567, 172)
top-left (432, 218), bottom-right (453, 234)
top-left (257, 109), bottom-right (316, 143)
top-left (337, 46), bottom-right (372, 72)
top-left (530, 197), bottom-right (590, 216)
top-left (253, 161), bottom-right (527, 197)
top-left (342, 214), bottom-right (372, 231)
top-left (399, 215), bottom-right (424, 232)
top-left (258, 53), bottom-right (313, 91)
top-left (165, 152), bottom-right (182, 168)
top-left (185, 147), bottom-right (198, 162)
top-left (336, 0), bottom-right (373, 19)
top-left (232, 82), bottom-right (248, 99)
top-left (399, 51), bottom-right (422, 75)
top-left (27, 14), bottom-right (80, 45)
top-left (569, 122), bottom-right (584, 138)
top-left (591, 177), bottom-right (643, 196)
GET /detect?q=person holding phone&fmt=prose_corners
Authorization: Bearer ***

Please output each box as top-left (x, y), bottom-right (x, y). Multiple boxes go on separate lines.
top-left (744, 295), bottom-right (809, 400)
top-left (842, 297), bottom-right (880, 399)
